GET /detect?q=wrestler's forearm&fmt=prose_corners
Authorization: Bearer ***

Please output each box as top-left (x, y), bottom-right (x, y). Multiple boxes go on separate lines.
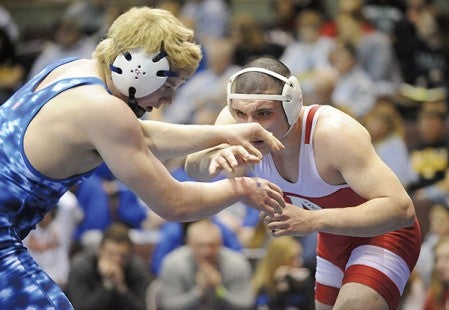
top-left (314, 197), bottom-right (416, 237)
top-left (139, 120), bottom-right (229, 159)
top-left (144, 178), bottom-right (248, 222)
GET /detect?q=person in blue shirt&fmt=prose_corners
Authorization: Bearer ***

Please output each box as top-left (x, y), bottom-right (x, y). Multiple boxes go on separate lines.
top-left (74, 163), bottom-right (148, 245)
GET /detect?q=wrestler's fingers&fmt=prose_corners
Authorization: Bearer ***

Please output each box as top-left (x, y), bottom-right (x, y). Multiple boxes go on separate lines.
top-left (232, 145), bottom-right (262, 164)
top-left (265, 220), bottom-right (282, 231)
top-left (256, 130), bottom-right (284, 151)
top-left (240, 141), bottom-right (263, 160)
top-left (267, 183), bottom-right (285, 207)
top-left (208, 160), bottom-right (222, 175)
top-left (267, 194), bottom-right (285, 215)
top-left (209, 156), bottom-right (234, 174)
top-left (226, 146), bottom-right (257, 164)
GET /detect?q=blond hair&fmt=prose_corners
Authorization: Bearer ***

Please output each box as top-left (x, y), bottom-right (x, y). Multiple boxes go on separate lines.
top-left (252, 236), bottom-right (301, 296)
top-left (427, 236), bottom-right (449, 307)
top-left (94, 6), bottom-right (202, 78)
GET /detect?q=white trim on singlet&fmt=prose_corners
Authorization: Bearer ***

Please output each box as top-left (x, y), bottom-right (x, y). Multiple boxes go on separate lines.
top-left (316, 256), bottom-right (345, 288)
top-left (347, 245), bottom-right (410, 293)
top-left (315, 245), bottom-right (410, 293)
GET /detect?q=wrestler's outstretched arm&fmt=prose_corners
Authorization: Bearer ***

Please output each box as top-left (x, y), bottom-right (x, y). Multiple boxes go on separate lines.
top-left (139, 119), bottom-right (283, 161)
top-left (185, 107), bottom-right (253, 181)
top-left (88, 99), bottom-right (285, 222)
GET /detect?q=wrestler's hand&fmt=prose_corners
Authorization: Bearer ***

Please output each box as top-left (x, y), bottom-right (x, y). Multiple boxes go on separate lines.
top-left (237, 177), bottom-right (285, 216)
top-left (208, 145), bottom-right (261, 175)
top-left (263, 203), bottom-right (315, 236)
top-left (221, 123), bottom-right (284, 159)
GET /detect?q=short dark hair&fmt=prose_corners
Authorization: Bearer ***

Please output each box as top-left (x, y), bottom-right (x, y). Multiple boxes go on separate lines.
top-left (233, 56), bottom-right (291, 95)
top-left (100, 222), bottom-right (132, 246)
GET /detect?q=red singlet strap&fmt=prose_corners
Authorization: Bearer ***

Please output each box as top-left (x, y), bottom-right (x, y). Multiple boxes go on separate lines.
top-left (305, 105), bottom-right (321, 144)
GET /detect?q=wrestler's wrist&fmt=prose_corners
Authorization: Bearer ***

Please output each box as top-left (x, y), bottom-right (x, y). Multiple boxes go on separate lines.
top-left (232, 177), bottom-right (250, 197)
top-left (209, 125), bottom-right (227, 144)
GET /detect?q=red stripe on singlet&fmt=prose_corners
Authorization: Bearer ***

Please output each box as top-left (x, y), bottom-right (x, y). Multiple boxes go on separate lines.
top-left (305, 105), bottom-right (320, 144)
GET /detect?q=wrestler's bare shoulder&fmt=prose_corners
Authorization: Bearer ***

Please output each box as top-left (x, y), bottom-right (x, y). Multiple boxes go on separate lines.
top-left (35, 59), bottom-right (99, 87)
top-left (313, 105), bottom-right (369, 142)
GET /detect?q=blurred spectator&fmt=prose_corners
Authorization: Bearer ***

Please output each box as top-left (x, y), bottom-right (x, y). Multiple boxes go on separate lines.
top-left (392, 0), bottom-right (449, 92)
top-left (266, 0), bottom-right (328, 50)
top-left (57, 190), bottom-right (84, 256)
top-left (0, 4), bottom-right (19, 43)
top-left (408, 100), bottom-right (449, 200)
top-left (0, 27), bottom-right (25, 103)
top-left (73, 164), bottom-right (149, 251)
top-left (301, 67), bottom-right (338, 106)
top-left (179, 0), bottom-right (231, 44)
top-left (214, 202), bottom-right (261, 247)
top-left (23, 191), bottom-right (82, 289)
top-left (63, 0), bottom-right (121, 41)
top-left (362, 96), bottom-right (417, 188)
top-left (399, 270), bottom-right (427, 310)
top-left (335, 11), bottom-right (402, 96)
top-left (163, 38), bottom-right (239, 125)
top-left (24, 209), bottom-right (67, 289)
top-left (150, 217), bottom-right (242, 277)
top-left (27, 16), bottom-right (96, 79)
top-left (423, 235), bottom-right (449, 309)
top-left (415, 201), bottom-right (449, 287)
top-left (230, 12), bottom-right (284, 67)
top-left (363, 0), bottom-right (406, 35)
top-left (23, 208), bottom-right (62, 280)
top-left (159, 219), bottom-right (253, 309)
top-left (252, 236), bottom-right (314, 310)
top-left (264, 0), bottom-right (297, 50)
top-left (321, 0), bottom-right (375, 38)
top-left (407, 100), bottom-right (449, 235)
top-left (154, 0), bottom-right (182, 17)
top-left (281, 9), bottom-right (335, 81)
top-left (67, 223), bottom-right (149, 310)
top-left (329, 40), bottom-right (377, 119)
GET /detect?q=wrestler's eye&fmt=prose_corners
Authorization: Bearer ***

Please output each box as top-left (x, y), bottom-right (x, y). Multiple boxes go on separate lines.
top-left (257, 110), bottom-right (272, 117)
top-left (234, 110), bottom-right (246, 118)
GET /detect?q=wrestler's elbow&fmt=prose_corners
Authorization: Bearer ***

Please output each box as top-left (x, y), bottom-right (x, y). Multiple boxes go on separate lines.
top-left (397, 195), bottom-right (416, 228)
top-left (143, 188), bottom-right (193, 222)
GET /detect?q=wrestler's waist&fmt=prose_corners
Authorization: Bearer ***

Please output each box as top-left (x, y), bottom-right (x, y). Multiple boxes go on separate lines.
top-left (317, 219), bottom-right (421, 269)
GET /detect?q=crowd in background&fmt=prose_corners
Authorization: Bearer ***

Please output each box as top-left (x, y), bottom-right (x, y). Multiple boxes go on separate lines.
top-left (1, 0), bottom-right (449, 308)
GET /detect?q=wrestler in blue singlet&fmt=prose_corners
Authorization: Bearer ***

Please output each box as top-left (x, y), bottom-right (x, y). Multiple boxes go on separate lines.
top-left (0, 58), bottom-right (108, 309)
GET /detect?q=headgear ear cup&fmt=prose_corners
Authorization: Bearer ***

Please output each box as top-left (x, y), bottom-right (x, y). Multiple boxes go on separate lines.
top-left (227, 67), bottom-right (303, 126)
top-left (282, 75), bottom-right (302, 126)
top-left (110, 48), bottom-right (171, 98)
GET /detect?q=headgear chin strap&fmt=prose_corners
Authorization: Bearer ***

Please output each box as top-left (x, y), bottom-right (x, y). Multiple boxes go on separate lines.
top-left (127, 87), bottom-right (146, 118)
top-left (110, 48), bottom-right (177, 117)
top-left (227, 67), bottom-right (303, 127)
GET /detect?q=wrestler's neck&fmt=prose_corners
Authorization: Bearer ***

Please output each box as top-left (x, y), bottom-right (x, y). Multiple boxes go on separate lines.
top-left (95, 59), bottom-right (123, 100)
top-left (273, 110), bottom-right (303, 160)
top-left (94, 58), bottom-right (108, 84)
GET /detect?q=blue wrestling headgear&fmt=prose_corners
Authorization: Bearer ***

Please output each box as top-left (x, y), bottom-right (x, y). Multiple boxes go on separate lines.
top-left (227, 67), bottom-right (303, 126)
top-left (110, 48), bottom-right (178, 117)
